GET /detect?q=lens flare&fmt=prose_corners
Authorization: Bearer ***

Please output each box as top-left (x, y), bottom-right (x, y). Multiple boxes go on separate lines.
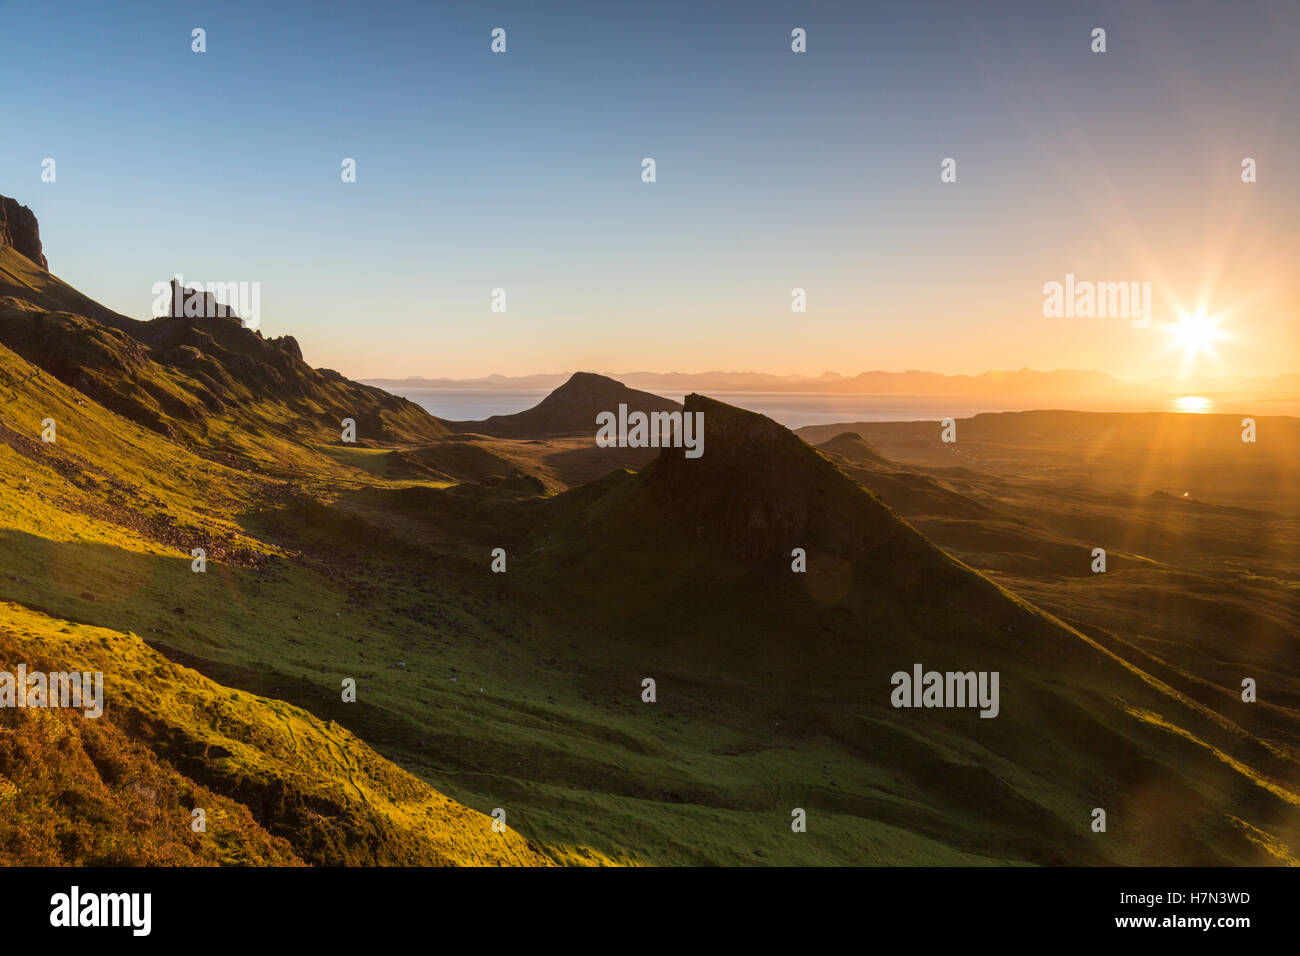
top-left (1165, 309), bottom-right (1227, 363)
top-left (1174, 395), bottom-right (1212, 413)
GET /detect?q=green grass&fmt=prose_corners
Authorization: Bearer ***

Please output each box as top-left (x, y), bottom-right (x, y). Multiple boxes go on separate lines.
top-left (3, 298), bottom-right (1299, 866)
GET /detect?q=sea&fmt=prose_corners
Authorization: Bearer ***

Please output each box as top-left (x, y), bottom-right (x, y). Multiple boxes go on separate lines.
top-left (369, 387), bottom-right (1300, 430)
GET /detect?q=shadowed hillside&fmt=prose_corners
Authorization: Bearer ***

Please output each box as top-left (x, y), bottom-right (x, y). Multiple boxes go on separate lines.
top-left (797, 411), bottom-right (1300, 517)
top-left (497, 395), bottom-right (1300, 864)
top-left (798, 415), bottom-right (1300, 776)
top-left (815, 431), bottom-right (902, 472)
top-left (1, 198), bottom-right (1296, 867)
top-left (0, 200), bottom-right (580, 865)
top-left (0, 212), bottom-right (450, 462)
top-left (0, 327), bottom-right (568, 864)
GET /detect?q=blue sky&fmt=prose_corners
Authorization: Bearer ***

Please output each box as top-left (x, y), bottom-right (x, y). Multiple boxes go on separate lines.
top-left (1, 0), bottom-right (1296, 380)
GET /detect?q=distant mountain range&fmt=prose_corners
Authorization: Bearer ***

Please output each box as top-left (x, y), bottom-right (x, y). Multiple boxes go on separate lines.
top-left (367, 367), bottom-right (1300, 398)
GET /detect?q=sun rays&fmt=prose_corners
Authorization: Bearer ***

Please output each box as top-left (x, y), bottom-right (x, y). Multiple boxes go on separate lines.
top-left (1159, 307), bottom-right (1232, 375)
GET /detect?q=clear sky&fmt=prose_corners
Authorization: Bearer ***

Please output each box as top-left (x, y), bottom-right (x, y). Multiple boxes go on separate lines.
top-left (1, 0), bottom-right (1296, 381)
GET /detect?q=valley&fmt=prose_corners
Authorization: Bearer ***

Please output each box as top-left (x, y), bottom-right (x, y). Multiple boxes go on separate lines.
top-left (1, 198), bottom-right (1297, 867)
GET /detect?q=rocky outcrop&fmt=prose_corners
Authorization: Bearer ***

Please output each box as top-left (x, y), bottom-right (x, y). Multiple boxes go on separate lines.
top-left (0, 196), bottom-right (451, 446)
top-left (0, 196), bottom-right (48, 270)
top-left (269, 334), bottom-right (303, 362)
top-left (166, 279), bottom-right (243, 321)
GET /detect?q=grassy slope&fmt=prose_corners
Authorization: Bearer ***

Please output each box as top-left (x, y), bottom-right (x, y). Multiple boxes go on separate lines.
top-left (797, 410), bottom-right (1300, 516)
top-left (0, 246), bottom-right (448, 468)
top-left (0, 339), bottom-right (565, 865)
top-left (3, 263), bottom-right (1297, 865)
top-left (5, 342), bottom-right (1297, 864)
top-left (492, 398), bottom-right (1300, 865)
top-left (1, 336), bottom-right (992, 865)
top-left (808, 420), bottom-right (1300, 737)
top-left (0, 601), bottom-right (553, 866)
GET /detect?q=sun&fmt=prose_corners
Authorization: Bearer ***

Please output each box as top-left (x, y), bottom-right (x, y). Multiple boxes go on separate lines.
top-left (1164, 309), bottom-right (1227, 363)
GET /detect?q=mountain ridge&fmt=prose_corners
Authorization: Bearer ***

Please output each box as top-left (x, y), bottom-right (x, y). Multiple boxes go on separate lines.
top-left (444, 371), bottom-right (680, 438)
top-left (504, 394), bottom-right (1300, 864)
top-left (0, 245), bottom-right (449, 462)
top-left (2, 196), bottom-right (1297, 866)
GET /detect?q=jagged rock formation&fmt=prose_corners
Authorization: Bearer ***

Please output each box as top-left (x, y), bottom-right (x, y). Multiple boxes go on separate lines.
top-left (165, 278), bottom-right (244, 321)
top-left (0, 196), bottom-right (48, 270)
top-left (0, 197), bottom-right (448, 447)
top-left (269, 334), bottom-right (303, 362)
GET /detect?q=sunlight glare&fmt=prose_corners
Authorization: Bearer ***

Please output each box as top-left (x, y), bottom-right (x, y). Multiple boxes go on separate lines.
top-left (1165, 309), bottom-right (1227, 363)
top-left (1174, 395), bottom-right (1212, 413)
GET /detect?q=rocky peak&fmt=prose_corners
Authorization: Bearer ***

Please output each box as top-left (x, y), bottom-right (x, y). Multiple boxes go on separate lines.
top-left (0, 196), bottom-right (48, 270)
top-left (269, 334), bottom-right (303, 362)
top-left (166, 278), bottom-right (244, 321)
top-left (645, 394), bottom-right (904, 560)
top-left (447, 371), bottom-right (681, 437)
